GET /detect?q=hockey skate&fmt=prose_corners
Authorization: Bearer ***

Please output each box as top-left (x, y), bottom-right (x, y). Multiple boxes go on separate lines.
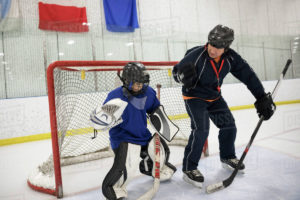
top-left (221, 158), bottom-right (245, 173)
top-left (183, 169), bottom-right (204, 188)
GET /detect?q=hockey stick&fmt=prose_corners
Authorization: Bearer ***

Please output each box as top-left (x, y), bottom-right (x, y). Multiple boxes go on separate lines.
top-left (136, 84), bottom-right (163, 200)
top-left (206, 59), bottom-right (292, 194)
top-left (137, 133), bottom-right (161, 200)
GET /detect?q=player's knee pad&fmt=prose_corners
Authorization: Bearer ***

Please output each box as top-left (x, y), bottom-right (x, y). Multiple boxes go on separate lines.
top-left (139, 135), bottom-right (177, 181)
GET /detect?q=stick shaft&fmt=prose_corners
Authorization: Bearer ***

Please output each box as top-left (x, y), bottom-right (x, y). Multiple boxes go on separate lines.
top-left (207, 59), bottom-right (292, 193)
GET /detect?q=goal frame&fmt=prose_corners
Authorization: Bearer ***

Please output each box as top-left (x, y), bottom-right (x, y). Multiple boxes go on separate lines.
top-left (48, 61), bottom-right (179, 197)
top-left (29, 60), bottom-right (208, 198)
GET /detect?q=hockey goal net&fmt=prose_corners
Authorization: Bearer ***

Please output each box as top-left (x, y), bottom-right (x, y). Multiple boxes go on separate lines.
top-left (27, 60), bottom-right (208, 198)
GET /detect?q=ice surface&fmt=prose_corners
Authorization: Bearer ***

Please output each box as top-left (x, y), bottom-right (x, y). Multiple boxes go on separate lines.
top-left (0, 104), bottom-right (299, 200)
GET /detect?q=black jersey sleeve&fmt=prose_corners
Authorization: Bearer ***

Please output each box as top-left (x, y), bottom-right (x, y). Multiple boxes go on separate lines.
top-left (228, 49), bottom-right (266, 99)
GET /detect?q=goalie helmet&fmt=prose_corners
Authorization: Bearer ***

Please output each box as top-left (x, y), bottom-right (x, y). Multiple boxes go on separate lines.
top-left (120, 62), bottom-right (150, 95)
top-left (208, 24), bottom-right (234, 49)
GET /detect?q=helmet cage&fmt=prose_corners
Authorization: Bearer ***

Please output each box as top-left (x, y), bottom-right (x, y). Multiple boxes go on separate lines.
top-left (120, 62), bottom-right (150, 95)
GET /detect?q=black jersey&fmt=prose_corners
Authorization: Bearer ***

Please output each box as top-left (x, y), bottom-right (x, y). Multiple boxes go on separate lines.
top-left (173, 45), bottom-right (265, 100)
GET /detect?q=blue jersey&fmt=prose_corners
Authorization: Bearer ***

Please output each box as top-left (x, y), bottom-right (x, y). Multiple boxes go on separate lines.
top-left (103, 0), bottom-right (139, 32)
top-left (104, 86), bottom-right (160, 149)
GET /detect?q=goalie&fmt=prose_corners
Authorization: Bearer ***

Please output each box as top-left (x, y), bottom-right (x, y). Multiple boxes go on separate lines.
top-left (90, 62), bottom-right (177, 200)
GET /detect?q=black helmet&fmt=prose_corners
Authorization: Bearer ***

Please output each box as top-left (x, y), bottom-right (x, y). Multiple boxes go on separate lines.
top-left (120, 62), bottom-right (150, 95)
top-left (208, 24), bottom-right (234, 49)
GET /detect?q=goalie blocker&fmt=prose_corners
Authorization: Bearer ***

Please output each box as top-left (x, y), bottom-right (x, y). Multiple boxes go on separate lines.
top-left (148, 105), bottom-right (179, 142)
top-left (102, 135), bottom-right (176, 200)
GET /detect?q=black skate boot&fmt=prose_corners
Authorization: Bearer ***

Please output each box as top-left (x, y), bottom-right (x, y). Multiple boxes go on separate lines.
top-left (183, 169), bottom-right (204, 188)
top-left (221, 158), bottom-right (245, 172)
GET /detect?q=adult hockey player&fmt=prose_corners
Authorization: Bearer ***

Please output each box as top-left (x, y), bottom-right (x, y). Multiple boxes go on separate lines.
top-left (172, 24), bottom-right (276, 188)
top-left (90, 62), bottom-right (176, 200)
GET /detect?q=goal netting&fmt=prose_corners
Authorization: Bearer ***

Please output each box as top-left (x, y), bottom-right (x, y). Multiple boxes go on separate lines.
top-left (27, 61), bottom-right (208, 198)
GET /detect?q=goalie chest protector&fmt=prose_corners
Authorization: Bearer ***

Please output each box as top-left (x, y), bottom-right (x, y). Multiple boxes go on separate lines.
top-left (104, 86), bottom-right (160, 149)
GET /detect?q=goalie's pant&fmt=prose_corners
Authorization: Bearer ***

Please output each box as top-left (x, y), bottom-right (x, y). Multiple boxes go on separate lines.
top-left (183, 97), bottom-right (237, 171)
top-left (102, 142), bottom-right (129, 200)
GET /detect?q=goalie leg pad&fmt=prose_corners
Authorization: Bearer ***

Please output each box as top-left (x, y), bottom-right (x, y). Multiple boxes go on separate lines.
top-left (139, 144), bottom-right (153, 177)
top-left (103, 142), bottom-right (141, 200)
top-left (160, 137), bottom-right (177, 181)
top-left (102, 142), bottom-right (128, 200)
top-left (159, 137), bottom-right (177, 181)
top-left (139, 136), bottom-right (177, 181)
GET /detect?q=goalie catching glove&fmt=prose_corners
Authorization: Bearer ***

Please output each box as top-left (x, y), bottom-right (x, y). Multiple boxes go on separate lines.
top-left (90, 98), bottom-right (128, 131)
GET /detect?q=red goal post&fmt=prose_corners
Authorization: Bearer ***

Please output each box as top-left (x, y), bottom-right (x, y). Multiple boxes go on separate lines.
top-left (27, 60), bottom-right (209, 198)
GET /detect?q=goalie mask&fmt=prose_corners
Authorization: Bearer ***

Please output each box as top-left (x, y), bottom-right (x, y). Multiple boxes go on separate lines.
top-left (120, 62), bottom-right (150, 96)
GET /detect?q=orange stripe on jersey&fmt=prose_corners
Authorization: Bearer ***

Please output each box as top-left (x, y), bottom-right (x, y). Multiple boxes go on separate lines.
top-left (182, 95), bottom-right (220, 102)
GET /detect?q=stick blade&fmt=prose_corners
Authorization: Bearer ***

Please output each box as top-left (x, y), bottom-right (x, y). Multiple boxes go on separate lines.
top-left (206, 182), bottom-right (225, 194)
top-left (137, 179), bottom-right (160, 200)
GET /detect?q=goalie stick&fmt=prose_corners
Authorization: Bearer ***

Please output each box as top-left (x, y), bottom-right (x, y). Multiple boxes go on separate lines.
top-left (206, 59), bottom-right (292, 194)
top-left (137, 84), bottom-right (163, 200)
top-left (137, 133), bottom-right (160, 200)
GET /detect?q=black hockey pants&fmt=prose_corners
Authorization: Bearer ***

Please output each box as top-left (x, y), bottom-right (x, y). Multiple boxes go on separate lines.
top-left (182, 97), bottom-right (237, 171)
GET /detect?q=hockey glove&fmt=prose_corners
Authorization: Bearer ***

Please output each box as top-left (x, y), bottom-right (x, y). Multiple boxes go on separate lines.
top-left (90, 98), bottom-right (128, 131)
top-left (177, 63), bottom-right (197, 89)
top-left (254, 92), bottom-right (276, 120)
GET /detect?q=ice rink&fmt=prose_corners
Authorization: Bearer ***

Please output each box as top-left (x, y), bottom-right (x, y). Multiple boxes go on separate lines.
top-left (1, 103), bottom-right (300, 200)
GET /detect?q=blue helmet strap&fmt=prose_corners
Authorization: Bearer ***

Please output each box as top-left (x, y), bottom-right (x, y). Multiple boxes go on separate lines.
top-left (128, 81), bottom-right (133, 90)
